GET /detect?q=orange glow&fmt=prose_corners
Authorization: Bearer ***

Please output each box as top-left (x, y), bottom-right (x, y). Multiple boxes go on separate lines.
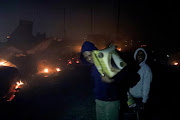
top-left (0, 59), bottom-right (16, 67)
top-left (74, 46), bottom-right (81, 52)
top-left (173, 62), bottom-right (178, 66)
top-left (7, 95), bottom-right (15, 102)
top-left (76, 60), bottom-right (79, 64)
top-left (0, 61), bottom-right (6, 66)
top-left (44, 75), bottom-right (48, 77)
top-left (15, 80), bottom-right (24, 89)
top-left (4, 80), bottom-right (24, 101)
top-left (44, 68), bottom-right (49, 73)
top-left (68, 61), bottom-right (72, 65)
top-left (117, 47), bottom-right (122, 51)
top-left (56, 68), bottom-right (61, 72)
top-left (37, 60), bottom-right (62, 76)
top-left (7, 36), bottom-right (10, 39)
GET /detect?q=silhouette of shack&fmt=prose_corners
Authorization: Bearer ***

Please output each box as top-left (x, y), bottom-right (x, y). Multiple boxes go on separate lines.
top-left (7, 20), bottom-right (38, 51)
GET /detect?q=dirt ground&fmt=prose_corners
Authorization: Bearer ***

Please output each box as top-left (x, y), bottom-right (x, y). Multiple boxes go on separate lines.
top-left (0, 64), bottom-right (178, 120)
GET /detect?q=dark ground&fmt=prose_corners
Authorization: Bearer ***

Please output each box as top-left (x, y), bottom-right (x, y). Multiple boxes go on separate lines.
top-left (0, 63), bottom-right (179, 120)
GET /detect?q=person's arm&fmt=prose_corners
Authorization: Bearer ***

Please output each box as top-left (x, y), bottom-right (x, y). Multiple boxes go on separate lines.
top-left (142, 68), bottom-right (152, 103)
top-left (101, 73), bottom-right (114, 83)
top-left (112, 61), bottom-right (140, 85)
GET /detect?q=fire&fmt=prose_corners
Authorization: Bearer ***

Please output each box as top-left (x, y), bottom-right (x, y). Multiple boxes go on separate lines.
top-left (4, 80), bottom-right (24, 102)
top-left (15, 80), bottom-right (24, 89)
top-left (56, 68), bottom-right (61, 72)
top-left (0, 59), bottom-right (17, 67)
top-left (0, 61), bottom-right (6, 66)
top-left (173, 62), bottom-right (178, 66)
top-left (76, 60), bottom-right (79, 64)
top-left (68, 60), bottom-right (72, 65)
top-left (7, 95), bottom-right (15, 102)
top-left (117, 47), bottom-right (122, 51)
top-left (44, 68), bottom-right (49, 73)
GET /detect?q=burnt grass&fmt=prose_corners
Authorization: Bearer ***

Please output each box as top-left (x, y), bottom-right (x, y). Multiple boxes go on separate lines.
top-left (0, 64), bottom-right (179, 120)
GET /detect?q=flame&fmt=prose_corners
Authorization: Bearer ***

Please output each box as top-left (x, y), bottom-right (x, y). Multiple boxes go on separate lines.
top-left (117, 47), bottom-right (122, 51)
top-left (68, 60), bottom-right (72, 65)
top-left (0, 61), bottom-right (6, 66)
top-left (7, 95), bottom-right (15, 102)
top-left (4, 80), bottom-right (24, 102)
top-left (56, 68), bottom-right (61, 72)
top-left (44, 68), bottom-right (49, 73)
top-left (173, 62), bottom-right (178, 66)
top-left (15, 80), bottom-right (24, 89)
top-left (76, 60), bottom-right (79, 64)
top-left (0, 59), bottom-right (17, 67)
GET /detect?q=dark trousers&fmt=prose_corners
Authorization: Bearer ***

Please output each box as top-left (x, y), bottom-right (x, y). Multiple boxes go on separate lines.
top-left (133, 98), bottom-right (152, 120)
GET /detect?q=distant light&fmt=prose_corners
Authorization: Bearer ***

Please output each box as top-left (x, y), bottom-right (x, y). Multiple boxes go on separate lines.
top-left (76, 60), bottom-right (79, 64)
top-left (141, 45), bottom-right (146, 47)
top-left (173, 62), bottom-right (178, 66)
top-left (7, 36), bottom-right (10, 39)
top-left (117, 47), bottom-right (122, 51)
top-left (167, 55), bottom-right (169, 57)
top-left (57, 39), bottom-right (62, 41)
top-left (67, 60), bottom-right (72, 65)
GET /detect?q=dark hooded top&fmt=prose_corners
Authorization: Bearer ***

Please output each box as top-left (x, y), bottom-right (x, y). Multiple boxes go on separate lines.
top-left (80, 41), bottom-right (120, 101)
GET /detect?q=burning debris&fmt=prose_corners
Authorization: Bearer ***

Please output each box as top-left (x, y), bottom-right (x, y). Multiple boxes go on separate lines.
top-left (0, 66), bottom-right (23, 102)
top-left (37, 59), bottom-right (62, 77)
top-left (0, 59), bottom-right (17, 68)
top-left (3, 80), bottom-right (24, 102)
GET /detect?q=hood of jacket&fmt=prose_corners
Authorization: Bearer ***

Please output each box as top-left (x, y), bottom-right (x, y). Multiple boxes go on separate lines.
top-left (80, 41), bottom-right (98, 64)
top-left (134, 48), bottom-right (147, 66)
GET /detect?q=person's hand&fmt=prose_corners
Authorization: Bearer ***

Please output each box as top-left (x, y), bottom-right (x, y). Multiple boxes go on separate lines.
top-left (101, 73), bottom-right (114, 83)
top-left (141, 102), bottom-right (145, 110)
top-left (135, 102), bottom-right (145, 111)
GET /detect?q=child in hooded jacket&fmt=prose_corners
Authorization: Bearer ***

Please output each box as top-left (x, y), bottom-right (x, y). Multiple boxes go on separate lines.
top-left (129, 48), bottom-right (153, 120)
top-left (129, 48), bottom-right (152, 105)
top-left (80, 41), bottom-right (140, 120)
top-left (80, 41), bottom-right (120, 120)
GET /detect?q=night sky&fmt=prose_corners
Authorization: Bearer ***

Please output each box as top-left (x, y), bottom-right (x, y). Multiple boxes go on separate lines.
top-left (0, 0), bottom-right (179, 49)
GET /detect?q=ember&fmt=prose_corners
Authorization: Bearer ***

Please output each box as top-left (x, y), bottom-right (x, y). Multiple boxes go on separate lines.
top-left (44, 68), bottom-right (49, 73)
top-left (15, 80), bottom-right (24, 89)
top-left (56, 68), bottom-right (61, 72)
top-left (3, 80), bottom-right (24, 102)
top-left (76, 60), bottom-right (79, 64)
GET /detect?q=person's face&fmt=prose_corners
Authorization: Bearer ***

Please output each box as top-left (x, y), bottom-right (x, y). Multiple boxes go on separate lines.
top-left (83, 51), bottom-right (94, 64)
top-left (136, 50), bottom-right (145, 64)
